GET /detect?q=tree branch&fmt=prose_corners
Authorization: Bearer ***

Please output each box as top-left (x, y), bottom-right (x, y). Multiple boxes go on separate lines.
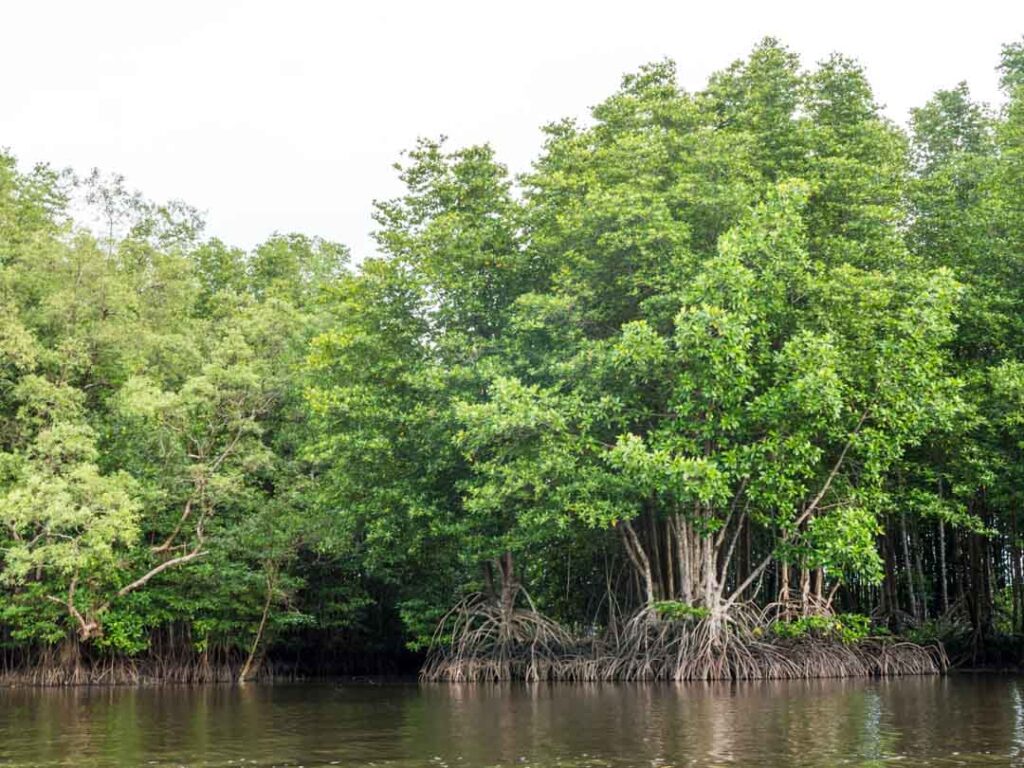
top-left (724, 407), bottom-right (870, 609)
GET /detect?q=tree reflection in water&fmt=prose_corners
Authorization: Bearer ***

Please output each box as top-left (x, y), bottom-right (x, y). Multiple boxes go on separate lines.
top-left (0, 676), bottom-right (1019, 766)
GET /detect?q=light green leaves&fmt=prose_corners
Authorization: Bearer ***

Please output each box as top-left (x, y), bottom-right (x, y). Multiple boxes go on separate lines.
top-left (1, 423), bottom-right (139, 587)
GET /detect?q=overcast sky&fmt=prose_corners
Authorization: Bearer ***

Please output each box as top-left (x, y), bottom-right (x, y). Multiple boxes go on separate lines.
top-left (4, 1), bottom-right (1023, 258)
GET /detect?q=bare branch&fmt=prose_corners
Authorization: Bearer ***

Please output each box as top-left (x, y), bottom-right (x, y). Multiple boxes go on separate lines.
top-left (114, 548), bottom-right (207, 600)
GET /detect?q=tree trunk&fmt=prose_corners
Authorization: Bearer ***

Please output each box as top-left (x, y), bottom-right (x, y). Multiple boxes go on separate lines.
top-left (647, 512), bottom-right (663, 602)
top-left (498, 551), bottom-right (517, 617)
top-left (913, 521), bottom-right (927, 620)
top-left (663, 518), bottom-right (675, 600)
top-left (674, 517), bottom-right (692, 604)
top-left (621, 521), bottom-right (655, 609)
top-left (238, 569), bottom-right (275, 684)
top-left (900, 512), bottom-right (917, 621)
top-left (938, 518), bottom-right (949, 615)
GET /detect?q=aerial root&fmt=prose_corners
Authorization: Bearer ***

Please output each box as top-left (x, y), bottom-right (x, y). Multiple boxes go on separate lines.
top-left (419, 591), bottom-right (583, 682)
top-left (0, 639), bottom-right (281, 686)
top-left (420, 599), bottom-right (946, 682)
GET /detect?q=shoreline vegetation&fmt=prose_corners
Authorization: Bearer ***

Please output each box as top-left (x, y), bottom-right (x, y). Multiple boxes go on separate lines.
top-left (3, 37), bottom-right (1024, 686)
top-left (1, 611), bottom-right (945, 686)
top-left (419, 593), bottom-right (945, 682)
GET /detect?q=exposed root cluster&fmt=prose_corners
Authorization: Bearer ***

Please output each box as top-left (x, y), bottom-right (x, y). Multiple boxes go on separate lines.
top-left (419, 592), bottom-right (580, 682)
top-left (0, 643), bottom-right (273, 686)
top-left (420, 600), bottom-right (946, 682)
top-left (597, 605), bottom-right (945, 681)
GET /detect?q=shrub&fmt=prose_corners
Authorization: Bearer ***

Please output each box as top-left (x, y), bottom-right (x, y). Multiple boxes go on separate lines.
top-left (652, 601), bottom-right (711, 622)
top-left (771, 613), bottom-right (874, 644)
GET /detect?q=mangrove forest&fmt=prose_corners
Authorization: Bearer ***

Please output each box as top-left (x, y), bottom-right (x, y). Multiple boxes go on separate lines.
top-left (2, 37), bottom-right (1024, 684)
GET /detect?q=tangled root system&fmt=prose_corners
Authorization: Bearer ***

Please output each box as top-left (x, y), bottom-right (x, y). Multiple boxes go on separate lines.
top-left (421, 599), bottom-right (946, 682)
top-left (0, 642), bottom-right (274, 686)
top-left (596, 605), bottom-right (945, 681)
top-left (419, 591), bottom-right (580, 682)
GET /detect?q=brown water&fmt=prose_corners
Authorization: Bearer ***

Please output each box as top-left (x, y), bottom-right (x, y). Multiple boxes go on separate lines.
top-left (0, 676), bottom-right (1021, 767)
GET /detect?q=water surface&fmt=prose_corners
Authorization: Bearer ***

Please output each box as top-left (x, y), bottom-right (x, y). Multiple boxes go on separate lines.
top-left (1, 675), bottom-right (1021, 766)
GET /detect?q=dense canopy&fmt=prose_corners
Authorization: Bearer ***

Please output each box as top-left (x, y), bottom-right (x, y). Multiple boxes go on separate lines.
top-left (2, 37), bottom-right (1024, 681)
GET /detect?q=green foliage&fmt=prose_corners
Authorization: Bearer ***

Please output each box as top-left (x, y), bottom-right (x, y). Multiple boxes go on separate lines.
top-left (305, 37), bottom-right (1003, 650)
top-left (4, 36), bottom-right (1024, 671)
top-left (652, 601), bottom-right (711, 622)
top-left (771, 613), bottom-right (876, 644)
top-left (0, 149), bottom-right (368, 662)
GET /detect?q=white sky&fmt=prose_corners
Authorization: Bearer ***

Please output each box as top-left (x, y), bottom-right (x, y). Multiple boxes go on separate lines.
top-left (4, 0), bottom-right (1023, 258)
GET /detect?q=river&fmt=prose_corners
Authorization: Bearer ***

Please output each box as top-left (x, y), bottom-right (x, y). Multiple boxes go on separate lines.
top-left (1, 675), bottom-right (1021, 766)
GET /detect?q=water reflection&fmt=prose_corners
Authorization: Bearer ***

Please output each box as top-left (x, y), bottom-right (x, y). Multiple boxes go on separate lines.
top-left (0, 676), bottom-right (1018, 766)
